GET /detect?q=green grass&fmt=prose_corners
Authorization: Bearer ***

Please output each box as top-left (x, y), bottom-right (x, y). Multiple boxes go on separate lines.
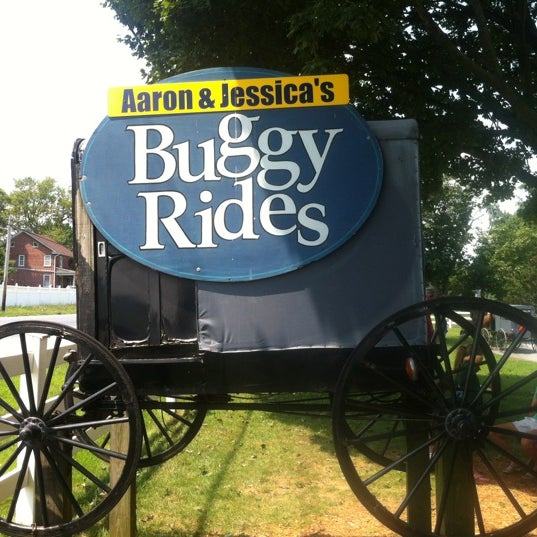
top-left (84, 359), bottom-right (536, 537)
top-left (0, 304), bottom-right (76, 317)
top-left (2, 315), bottom-right (536, 536)
top-left (102, 407), bottom-right (357, 537)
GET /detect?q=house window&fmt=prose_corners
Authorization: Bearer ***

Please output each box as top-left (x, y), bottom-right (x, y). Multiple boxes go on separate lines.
top-left (18, 255), bottom-right (25, 267)
top-left (43, 274), bottom-right (51, 287)
top-left (10, 240), bottom-right (14, 248)
top-left (32, 242), bottom-right (38, 248)
top-left (44, 255), bottom-right (52, 267)
top-left (57, 256), bottom-right (63, 268)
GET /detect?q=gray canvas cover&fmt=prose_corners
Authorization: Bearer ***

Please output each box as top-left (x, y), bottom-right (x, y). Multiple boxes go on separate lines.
top-left (197, 119), bottom-right (424, 352)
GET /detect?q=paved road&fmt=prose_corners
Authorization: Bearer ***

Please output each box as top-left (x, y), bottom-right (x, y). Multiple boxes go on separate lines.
top-left (0, 314), bottom-right (76, 328)
top-left (510, 345), bottom-right (537, 363)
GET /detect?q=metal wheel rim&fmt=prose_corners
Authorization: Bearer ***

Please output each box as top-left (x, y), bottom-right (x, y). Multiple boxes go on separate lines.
top-left (0, 321), bottom-right (141, 537)
top-left (333, 297), bottom-right (537, 537)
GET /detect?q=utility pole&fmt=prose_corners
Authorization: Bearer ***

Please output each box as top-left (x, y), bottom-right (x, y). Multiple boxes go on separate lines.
top-left (2, 216), bottom-right (13, 311)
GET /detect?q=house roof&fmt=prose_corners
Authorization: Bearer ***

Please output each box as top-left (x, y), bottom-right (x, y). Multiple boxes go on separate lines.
top-left (13, 231), bottom-right (73, 257)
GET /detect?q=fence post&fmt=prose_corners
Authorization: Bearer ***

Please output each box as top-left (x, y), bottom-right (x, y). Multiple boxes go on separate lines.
top-left (436, 442), bottom-right (474, 536)
top-left (109, 423), bottom-right (137, 537)
top-left (406, 420), bottom-right (431, 533)
top-left (15, 333), bottom-right (72, 523)
top-left (14, 334), bottom-right (46, 523)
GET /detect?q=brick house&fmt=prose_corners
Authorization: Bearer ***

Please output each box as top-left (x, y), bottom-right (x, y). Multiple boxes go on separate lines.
top-left (8, 231), bottom-right (75, 287)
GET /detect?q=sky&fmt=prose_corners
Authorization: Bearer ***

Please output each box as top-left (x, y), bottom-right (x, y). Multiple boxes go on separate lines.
top-left (0, 2), bottom-right (527, 217)
top-left (0, 0), bottom-right (146, 193)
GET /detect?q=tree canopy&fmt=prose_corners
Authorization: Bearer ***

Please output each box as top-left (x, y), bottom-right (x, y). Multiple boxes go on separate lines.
top-left (470, 212), bottom-right (537, 304)
top-left (421, 180), bottom-right (475, 293)
top-left (105, 0), bottom-right (537, 206)
top-left (7, 178), bottom-right (72, 247)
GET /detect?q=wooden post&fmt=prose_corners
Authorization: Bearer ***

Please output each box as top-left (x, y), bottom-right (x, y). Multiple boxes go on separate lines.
top-left (436, 441), bottom-right (474, 536)
top-left (109, 423), bottom-right (137, 537)
top-left (37, 444), bottom-right (72, 524)
top-left (16, 335), bottom-right (73, 525)
top-left (73, 184), bottom-right (96, 336)
top-left (1, 215), bottom-right (12, 311)
top-left (406, 421), bottom-right (431, 533)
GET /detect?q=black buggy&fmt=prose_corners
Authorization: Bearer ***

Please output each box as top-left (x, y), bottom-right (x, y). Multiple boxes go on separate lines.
top-left (0, 68), bottom-right (536, 537)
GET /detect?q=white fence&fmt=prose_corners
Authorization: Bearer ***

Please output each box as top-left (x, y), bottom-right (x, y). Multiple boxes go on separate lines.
top-left (0, 333), bottom-right (76, 521)
top-left (3, 285), bottom-right (76, 307)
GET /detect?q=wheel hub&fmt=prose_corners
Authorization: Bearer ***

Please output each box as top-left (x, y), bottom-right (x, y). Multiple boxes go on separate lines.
top-left (19, 417), bottom-right (48, 448)
top-left (445, 408), bottom-right (480, 440)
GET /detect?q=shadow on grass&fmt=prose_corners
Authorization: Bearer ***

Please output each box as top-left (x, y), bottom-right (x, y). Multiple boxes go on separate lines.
top-left (81, 366), bottom-right (537, 537)
top-left (88, 517), bottom-right (391, 537)
top-left (135, 533), bottom-right (395, 537)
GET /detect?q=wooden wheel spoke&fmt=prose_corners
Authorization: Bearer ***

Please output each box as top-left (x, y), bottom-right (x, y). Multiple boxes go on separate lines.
top-left (44, 445), bottom-right (104, 513)
top-left (55, 434), bottom-right (128, 461)
top-left (43, 352), bottom-right (96, 420)
top-left (0, 442), bottom-right (25, 479)
top-left (347, 422), bottom-right (435, 448)
top-left (0, 361), bottom-right (27, 419)
top-left (395, 437), bottom-right (446, 519)
top-left (37, 335), bottom-right (63, 414)
top-left (475, 447), bottom-right (527, 519)
top-left (48, 381), bottom-right (119, 427)
top-left (161, 407), bottom-right (194, 428)
top-left (144, 408), bottom-right (177, 447)
top-left (6, 446), bottom-right (32, 523)
top-left (334, 298), bottom-right (537, 537)
top-left (363, 430), bottom-right (443, 487)
top-left (18, 333), bottom-right (37, 414)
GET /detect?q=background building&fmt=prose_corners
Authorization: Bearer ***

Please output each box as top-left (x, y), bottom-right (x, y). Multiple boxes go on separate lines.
top-left (8, 231), bottom-right (75, 287)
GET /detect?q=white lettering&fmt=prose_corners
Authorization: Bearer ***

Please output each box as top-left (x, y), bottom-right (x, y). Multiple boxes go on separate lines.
top-left (259, 194), bottom-right (297, 236)
top-left (173, 139), bottom-right (220, 182)
top-left (127, 125), bottom-right (176, 184)
top-left (297, 203), bottom-right (329, 245)
top-left (127, 113), bottom-right (343, 254)
top-left (213, 178), bottom-right (260, 240)
top-left (297, 129), bottom-right (343, 193)
top-left (257, 127), bottom-right (300, 191)
top-left (194, 190), bottom-right (217, 248)
top-left (217, 114), bottom-right (260, 178)
top-left (138, 191), bottom-right (196, 249)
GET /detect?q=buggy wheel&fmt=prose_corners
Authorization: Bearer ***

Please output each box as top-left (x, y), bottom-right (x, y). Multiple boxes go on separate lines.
top-left (495, 328), bottom-right (508, 351)
top-left (0, 321), bottom-right (141, 537)
top-left (69, 392), bottom-right (206, 468)
top-left (333, 297), bottom-right (537, 537)
top-left (480, 328), bottom-right (492, 347)
top-left (137, 395), bottom-right (206, 467)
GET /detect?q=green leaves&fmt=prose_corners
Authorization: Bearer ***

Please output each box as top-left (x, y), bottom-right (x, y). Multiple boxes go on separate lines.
top-left (6, 177), bottom-right (72, 247)
top-left (104, 0), bottom-right (537, 207)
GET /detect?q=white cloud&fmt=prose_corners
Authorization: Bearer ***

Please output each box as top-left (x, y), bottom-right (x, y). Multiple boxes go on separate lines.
top-left (0, 0), bottom-right (145, 191)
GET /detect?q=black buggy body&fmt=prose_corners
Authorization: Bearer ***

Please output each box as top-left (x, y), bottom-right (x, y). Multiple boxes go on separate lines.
top-left (1, 68), bottom-right (536, 537)
top-left (75, 117), bottom-right (424, 396)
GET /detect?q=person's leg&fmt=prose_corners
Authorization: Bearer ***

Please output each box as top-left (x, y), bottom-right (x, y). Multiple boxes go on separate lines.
top-left (520, 428), bottom-right (537, 471)
top-left (489, 421), bottom-right (518, 453)
top-left (489, 421), bottom-right (522, 473)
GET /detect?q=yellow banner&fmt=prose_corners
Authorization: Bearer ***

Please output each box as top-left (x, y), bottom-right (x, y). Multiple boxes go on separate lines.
top-left (108, 74), bottom-right (349, 117)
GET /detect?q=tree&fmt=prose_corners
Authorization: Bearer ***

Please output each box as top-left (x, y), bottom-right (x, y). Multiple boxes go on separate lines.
top-left (7, 178), bottom-right (72, 247)
top-left (421, 180), bottom-right (475, 294)
top-left (104, 0), bottom-right (537, 207)
top-left (470, 213), bottom-right (537, 304)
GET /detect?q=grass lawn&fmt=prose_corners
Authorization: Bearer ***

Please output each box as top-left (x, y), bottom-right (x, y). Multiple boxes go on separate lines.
top-left (83, 405), bottom-right (396, 537)
top-left (0, 304), bottom-right (76, 317)
top-left (80, 355), bottom-right (537, 537)
top-left (2, 309), bottom-right (537, 536)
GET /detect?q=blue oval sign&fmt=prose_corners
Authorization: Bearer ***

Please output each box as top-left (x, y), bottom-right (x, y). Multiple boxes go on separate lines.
top-left (81, 68), bottom-right (383, 281)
